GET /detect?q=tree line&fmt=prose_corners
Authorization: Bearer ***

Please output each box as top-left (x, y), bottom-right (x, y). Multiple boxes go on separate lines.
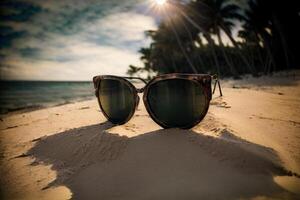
top-left (127, 0), bottom-right (300, 78)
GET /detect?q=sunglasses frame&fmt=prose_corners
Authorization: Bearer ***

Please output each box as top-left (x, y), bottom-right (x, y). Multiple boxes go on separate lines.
top-left (93, 73), bottom-right (222, 129)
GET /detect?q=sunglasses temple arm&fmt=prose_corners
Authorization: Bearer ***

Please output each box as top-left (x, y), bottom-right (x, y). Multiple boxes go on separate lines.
top-left (122, 76), bottom-right (148, 84)
top-left (212, 75), bottom-right (223, 97)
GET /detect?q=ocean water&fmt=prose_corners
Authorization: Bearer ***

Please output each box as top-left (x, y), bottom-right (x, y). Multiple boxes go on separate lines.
top-left (0, 81), bottom-right (95, 114)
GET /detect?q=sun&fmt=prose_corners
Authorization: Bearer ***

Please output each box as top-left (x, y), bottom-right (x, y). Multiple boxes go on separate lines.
top-left (155, 0), bottom-right (167, 5)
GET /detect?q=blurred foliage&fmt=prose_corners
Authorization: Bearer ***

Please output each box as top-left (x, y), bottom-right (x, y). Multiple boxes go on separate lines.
top-left (127, 0), bottom-right (300, 78)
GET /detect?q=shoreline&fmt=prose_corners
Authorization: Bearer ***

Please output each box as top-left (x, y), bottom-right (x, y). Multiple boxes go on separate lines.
top-left (1, 72), bottom-right (300, 199)
top-left (0, 97), bottom-right (95, 117)
top-left (1, 69), bottom-right (299, 116)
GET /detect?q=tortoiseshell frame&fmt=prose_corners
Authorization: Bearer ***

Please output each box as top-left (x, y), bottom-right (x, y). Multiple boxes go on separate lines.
top-left (93, 73), bottom-right (219, 129)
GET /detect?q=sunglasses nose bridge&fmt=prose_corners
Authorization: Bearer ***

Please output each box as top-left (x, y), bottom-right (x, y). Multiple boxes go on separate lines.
top-left (136, 87), bottom-right (144, 93)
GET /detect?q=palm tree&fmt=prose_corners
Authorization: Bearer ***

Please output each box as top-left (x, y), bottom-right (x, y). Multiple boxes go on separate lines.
top-left (238, 29), bottom-right (266, 72)
top-left (215, 21), bottom-right (237, 76)
top-left (241, 0), bottom-right (275, 73)
top-left (142, 20), bottom-right (198, 74)
top-left (128, 0), bottom-right (299, 77)
top-left (191, 0), bottom-right (255, 74)
top-left (241, 0), bottom-right (300, 73)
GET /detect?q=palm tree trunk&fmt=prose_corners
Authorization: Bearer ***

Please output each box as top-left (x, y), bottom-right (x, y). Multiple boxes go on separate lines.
top-left (179, 10), bottom-right (223, 74)
top-left (167, 14), bottom-right (198, 73)
top-left (204, 33), bottom-right (221, 75)
top-left (217, 31), bottom-right (237, 76)
top-left (253, 33), bottom-right (267, 73)
top-left (221, 24), bottom-right (256, 74)
top-left (260, 31), bottom-right (277, 74)
top-left (180, 18), bottom-right (205, 73)
top-left (272, 14), bottom-right (290, 69)
top-left (196, 36), bottom-right (204, 48)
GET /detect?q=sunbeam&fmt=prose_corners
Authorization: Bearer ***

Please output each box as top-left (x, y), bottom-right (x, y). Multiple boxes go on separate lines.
top-left (155, 0), bottom-right (167, 6)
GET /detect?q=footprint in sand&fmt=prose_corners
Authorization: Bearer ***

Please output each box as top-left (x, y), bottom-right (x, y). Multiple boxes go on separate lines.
top-left (124, 123), bottom-right (138, 132)
top-left (211, 98), bottom-right (231, 109)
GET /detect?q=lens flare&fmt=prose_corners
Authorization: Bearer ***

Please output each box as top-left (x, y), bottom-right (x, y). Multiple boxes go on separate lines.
top-left (155, 0), bottom-right (166, 5)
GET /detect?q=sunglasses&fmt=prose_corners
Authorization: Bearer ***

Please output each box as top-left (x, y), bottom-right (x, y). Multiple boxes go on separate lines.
top-left (93, 74), bottom-right (222, 129)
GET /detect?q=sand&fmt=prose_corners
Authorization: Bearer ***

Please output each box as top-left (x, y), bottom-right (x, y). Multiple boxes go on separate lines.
top-left (0, 71), bottom-right (300, 200)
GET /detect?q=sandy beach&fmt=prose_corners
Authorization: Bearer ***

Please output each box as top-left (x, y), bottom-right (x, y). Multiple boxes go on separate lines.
top-left (1, 71), bottom-right (300, 200)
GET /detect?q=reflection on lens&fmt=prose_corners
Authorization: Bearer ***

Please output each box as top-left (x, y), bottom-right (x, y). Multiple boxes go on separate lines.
top-left (99, 79), bottom-right (135, 124)
top-left (147, 79), bottom-right (207, 128)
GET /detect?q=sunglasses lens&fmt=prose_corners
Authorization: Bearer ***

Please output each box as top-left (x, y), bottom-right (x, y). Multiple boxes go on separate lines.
top-left (147, 79), bottom-right (207, 128)
top-left (98, 78), bottom-right (135, 124)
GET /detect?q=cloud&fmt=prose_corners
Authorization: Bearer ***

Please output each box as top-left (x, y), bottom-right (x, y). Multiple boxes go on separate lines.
top-left (0, 0), bottom-right (157, 80)
top-left (1, 44), bottom-right (143, 80)
top-left (83, 12), bottom-right (155, 51)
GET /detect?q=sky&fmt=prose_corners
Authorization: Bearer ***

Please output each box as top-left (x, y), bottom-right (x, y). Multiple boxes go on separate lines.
top-left (0, 0), bottom-right (158, 81)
